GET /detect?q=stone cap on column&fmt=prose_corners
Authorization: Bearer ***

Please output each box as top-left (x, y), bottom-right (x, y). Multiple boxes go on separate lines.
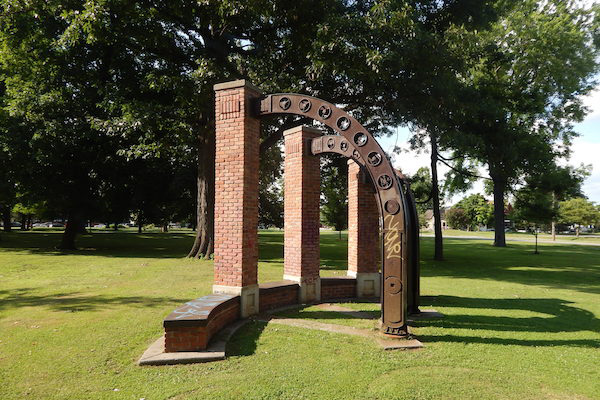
top-left (213, 79), bottom-right (262, 94)
top-left (283, 125), bottom-right (323, 138)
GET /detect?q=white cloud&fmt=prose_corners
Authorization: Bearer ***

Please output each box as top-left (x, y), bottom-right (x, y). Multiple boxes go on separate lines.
top-left (583, 86), bottom-right (600, 119)
top-left (567, 138), bottom-right (600, 203)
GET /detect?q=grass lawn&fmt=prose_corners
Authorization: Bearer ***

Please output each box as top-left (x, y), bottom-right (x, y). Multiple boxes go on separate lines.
top-left (425, 228), bottom-right (600, 243)
top-left (1, 230), bottom-right (599, 399)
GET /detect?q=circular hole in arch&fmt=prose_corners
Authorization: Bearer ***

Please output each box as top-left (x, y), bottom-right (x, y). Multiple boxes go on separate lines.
top-left (299, 98), bottom-right (311, 112)
top-left (279, 97), bottom-right (291, 110)
top-left (318, 105), bottom-right (332, 119)
top-left (354, 132), bottom-right (368, 147)
top-left (377, 174), bottom-right (393, 190)
top-left (367, 151), bottom-right (382, 166)
top-left (337, 116), bottom-right (351, 131)
top-left (385, 200), bottom-right (400, 215)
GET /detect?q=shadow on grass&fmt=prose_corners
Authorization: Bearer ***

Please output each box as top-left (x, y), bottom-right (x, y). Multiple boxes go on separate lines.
top-left (0, 231), bottom-right (196, 258)
top-left (0, 287), bottom-right (187, 313)
top-left (276, 307), bottom-right (380, 322)
top-left (420, 238), bottom-right (600, 295)
top-left (414, 295), bottom-right (600, 348)
top-left (226, 320), bottom-right (268, 357)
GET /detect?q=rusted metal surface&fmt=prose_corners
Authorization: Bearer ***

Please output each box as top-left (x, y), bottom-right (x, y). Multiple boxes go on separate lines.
top-left (398, 176), bottom-right (421, 314)
top-left (259, 94), bottom-right (409, 335)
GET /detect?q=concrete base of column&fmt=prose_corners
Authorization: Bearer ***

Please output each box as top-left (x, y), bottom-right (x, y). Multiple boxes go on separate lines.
top-left (213, 284), bottom-right (259, 318)
top-left (348, 271), bottom-right (381, 298)
top-left (283, 275), bottom-right (321, 304)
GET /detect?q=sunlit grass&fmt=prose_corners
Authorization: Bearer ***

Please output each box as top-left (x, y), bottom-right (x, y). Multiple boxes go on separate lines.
top-left (1, 230), bottom-right (599, 399)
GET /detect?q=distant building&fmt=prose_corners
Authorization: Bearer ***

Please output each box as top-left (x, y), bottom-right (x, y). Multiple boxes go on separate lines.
top-left (423, 209), bottom-right (448, 231)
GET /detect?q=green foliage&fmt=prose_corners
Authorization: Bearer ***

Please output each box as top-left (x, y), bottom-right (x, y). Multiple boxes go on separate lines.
top-left (259, 144), bottom-right (283, 229)
top-left (512, 188), bottom-right (556, 229)
top-left (558, 197), bottom-right (599, 233)
top-left (431, 1), bottom-right (599, 244)
top-left (445, 207), bottom-right (470, 230)
top-left (453, 194), bottom-right (494, 230)
top-left (320, 158), bottom-right (348, 232)
top-left (409, 167), bottom-right (433, 214)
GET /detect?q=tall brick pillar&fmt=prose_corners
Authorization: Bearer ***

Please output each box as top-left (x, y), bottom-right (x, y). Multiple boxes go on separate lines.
top-left (348, 160), bottom-right (381, 298)
top-left (283, 126), bottom-right (322, 303)
top-left (213, 80), bottom-right (261, 317)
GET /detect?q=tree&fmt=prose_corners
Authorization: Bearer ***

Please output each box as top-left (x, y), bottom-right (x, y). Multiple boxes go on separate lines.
top-left (384, 1), bottom-right (508, 260)
top-left (258, 144), bottom-right (284, 229)
top-left (558, 197), bottom-right (599, 237)
top-left (0, 1), bottom-right (232, 249)
top-left (513, 187), bottom-right (557, 253)
top-left (443, 1), bottom-right (600, 247)
top-left (454, 194), bottom-right (494, 231)
top-left (521, 164), bottom-right (589, 240)
top-left (320, 157), bottom-right (348, 238)
top-left (0, 79), bottom-right (18, 233)
top-left (446, 207), bottom-right (470, 230)
top-left (409, 167), bottom-right (433, 215)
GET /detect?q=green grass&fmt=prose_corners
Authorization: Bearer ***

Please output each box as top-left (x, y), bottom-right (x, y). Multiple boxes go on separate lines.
top-left (425, 228), bottom-right (600, 243)
top-left (1, 230), bottom-right (599, 399)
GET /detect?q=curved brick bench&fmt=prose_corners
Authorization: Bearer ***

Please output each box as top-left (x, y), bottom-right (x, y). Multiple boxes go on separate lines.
top-left (162, 277), bottom-right (363, 353)
top-left (163, 294), bottom-right (240, 352)
top-left (259, 280), bottom-right (300, 312)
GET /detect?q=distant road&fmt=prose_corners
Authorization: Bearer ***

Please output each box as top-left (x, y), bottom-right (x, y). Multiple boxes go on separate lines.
top-left (420, 234), bottom-right (600, 247)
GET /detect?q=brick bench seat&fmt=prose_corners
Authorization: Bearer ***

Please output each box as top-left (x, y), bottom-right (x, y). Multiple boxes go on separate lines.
top-left (321, 276), bottom-right (358, 300)
top-left (163, 294), bottom-right (240, 352)
top-left (259, 280), bottom-right (300, 312)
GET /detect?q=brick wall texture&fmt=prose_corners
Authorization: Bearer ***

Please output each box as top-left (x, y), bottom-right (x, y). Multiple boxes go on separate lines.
top-left (283, 127), bottom-right (321, 283)
top-left (164, 299), bottom-right (240, 352)
top-left (321, 278), bottom-right (357, 300)
top-left (213, 84), bottom-right (261, 287)
top-left (259, 284), bottom-right (300, 312)
top-left (348, 160), bottom-right (381, 274)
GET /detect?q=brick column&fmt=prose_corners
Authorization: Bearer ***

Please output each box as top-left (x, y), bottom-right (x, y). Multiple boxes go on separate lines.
top-left (347, 160), bottom-right (381, 297)
top-left (213, 80), bottom-right (261, 317)
top-left (283, 126), bottom-right (321, 303)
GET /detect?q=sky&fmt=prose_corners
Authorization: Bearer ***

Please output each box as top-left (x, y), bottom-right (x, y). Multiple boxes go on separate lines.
top-left (378, 86), bottom-right (600, 205)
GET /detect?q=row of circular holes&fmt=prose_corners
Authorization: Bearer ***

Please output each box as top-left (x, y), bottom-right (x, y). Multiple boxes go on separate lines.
top-left (280, 96), bottom-right (396, 193)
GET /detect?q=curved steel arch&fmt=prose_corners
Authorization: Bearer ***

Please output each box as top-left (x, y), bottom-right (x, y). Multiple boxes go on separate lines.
top-left (259, 94), bottom-right (409, 335)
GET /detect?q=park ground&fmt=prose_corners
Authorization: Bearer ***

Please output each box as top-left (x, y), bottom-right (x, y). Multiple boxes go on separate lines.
top-left (1, 229), bottom-right (599, 400)
top-left (422, 229), bottom-right (600, 244)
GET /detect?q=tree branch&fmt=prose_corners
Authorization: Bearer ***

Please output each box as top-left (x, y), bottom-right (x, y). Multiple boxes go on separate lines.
top-left (437, 156), bottom-right (492, 181)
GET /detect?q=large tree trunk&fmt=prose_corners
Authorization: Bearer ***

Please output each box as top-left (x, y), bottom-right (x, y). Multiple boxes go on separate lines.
top-left (1, 206), bottom-right (11, 232)
top-left (551, 192), bottom-right (556, 241)
top-left (137, 211), bottom-right (143, 233)
top-left (491, 177), bottom-right (507, 247)
top-left (430, 132), bottom-right (443, 261)
top-left (188, 129), bottom-right (215, 259)
top-left (58, 211), bottom-right (84, 250)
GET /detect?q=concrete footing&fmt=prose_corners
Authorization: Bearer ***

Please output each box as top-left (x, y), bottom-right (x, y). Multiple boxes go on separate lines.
top-left (284, 275), bottom-right (321, 303)
top-left (213, 284), bottom-right (259, 317)
top-left (348, 271), bottom-right (381, 298)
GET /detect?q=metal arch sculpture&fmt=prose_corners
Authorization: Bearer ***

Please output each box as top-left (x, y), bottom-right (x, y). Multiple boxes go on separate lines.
top-left (259, 93), bottom-right (409, 335)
